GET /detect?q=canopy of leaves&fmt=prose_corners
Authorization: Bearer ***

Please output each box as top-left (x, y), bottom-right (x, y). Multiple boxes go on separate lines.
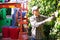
top-left (28, 0), bottom-right (57, 16)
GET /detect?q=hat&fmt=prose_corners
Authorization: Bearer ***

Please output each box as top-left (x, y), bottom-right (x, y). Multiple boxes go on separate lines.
top-left (32, 6), bottom-right (38, 12)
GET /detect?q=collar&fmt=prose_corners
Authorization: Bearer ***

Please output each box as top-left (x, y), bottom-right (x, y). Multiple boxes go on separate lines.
top-left (33, 15), bottom-right (36, 18)
top-left (33, 14), bottom-right (40, 17)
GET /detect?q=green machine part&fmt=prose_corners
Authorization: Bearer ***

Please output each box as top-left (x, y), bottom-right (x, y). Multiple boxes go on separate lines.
top-left (6, 18), bottom-right (12, 26)
top-left (0, 8), bottom-right (7, 32)
top-left (0, 9), bottom-right (12, 33)
top-left (6, 8), bottom-right (12, 26)
top-left (0, 0), bottom-right (12, 32)
top-left (0, 0), bottom-right (6, 32)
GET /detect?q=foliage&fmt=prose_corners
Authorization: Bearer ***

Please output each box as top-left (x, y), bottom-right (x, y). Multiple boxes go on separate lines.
top-left (28, 0), bottom-right (57, 16)
top-left (49, 1), bottom-right (60, 40)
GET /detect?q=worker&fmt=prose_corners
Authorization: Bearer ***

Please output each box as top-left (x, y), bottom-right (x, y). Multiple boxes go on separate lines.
top-left (7, 0), bottom-right (21, 27)
top-left (30, 6), bottom-right (56, 40)
top-left (11, 8), bottom-right (19, 27)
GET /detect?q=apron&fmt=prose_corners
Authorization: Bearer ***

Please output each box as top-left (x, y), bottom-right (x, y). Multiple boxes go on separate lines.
top-left (36, 15), bottom-right (45, 39)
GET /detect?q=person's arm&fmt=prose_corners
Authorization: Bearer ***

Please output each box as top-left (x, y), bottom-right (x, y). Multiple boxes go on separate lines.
top-left (37, 16), bottom-right (54, 25)
top-left (30, 15), bottom-right (55, 28)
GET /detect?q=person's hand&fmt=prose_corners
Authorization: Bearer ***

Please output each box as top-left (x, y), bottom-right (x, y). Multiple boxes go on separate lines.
top-left (52, 11), bottom-right (58, 17)
top-left (52, 13), bottom-right (55, 17)
top-left (51, 13), bottom-right (56, 20)
top-left (54, 11), bottom-right (58, 17)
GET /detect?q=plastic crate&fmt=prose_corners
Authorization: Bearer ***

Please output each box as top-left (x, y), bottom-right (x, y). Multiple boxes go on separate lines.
top-left (9, 27), bottom-right (19, 39)
top-left (2, 27), bottom-right (9, 38)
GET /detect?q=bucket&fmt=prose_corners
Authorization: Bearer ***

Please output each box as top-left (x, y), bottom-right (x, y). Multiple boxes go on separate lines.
top-left (2, 26), bottom-right (9, 38)
top-left (9, 27), bottom-right (19, 39)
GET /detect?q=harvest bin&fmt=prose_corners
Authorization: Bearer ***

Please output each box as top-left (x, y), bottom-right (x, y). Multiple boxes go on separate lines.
top-left (9, 27), bottom-right (19, 39)
top-left (2, 26), bottom-right (9, 38)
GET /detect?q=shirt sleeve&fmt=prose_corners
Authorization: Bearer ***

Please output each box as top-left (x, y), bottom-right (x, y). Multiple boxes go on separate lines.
top-left (30, 17), bottom-right (42, 28)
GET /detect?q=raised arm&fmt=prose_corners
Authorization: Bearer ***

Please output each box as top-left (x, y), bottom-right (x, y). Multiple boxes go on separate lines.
top-left (30, 15), bottom-right (55, 28)
top-left (37, 16), bottom-right (54, 25)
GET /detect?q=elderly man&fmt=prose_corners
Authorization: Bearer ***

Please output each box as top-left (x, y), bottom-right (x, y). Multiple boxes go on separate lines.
top-left (30, 6), bottom-right (56, 40)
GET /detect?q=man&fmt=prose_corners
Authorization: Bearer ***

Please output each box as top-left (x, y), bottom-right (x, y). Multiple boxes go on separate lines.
top-left (7, 0), bottom-right (21, 27)
top-left (30, 6), bottom-right (56, 40)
